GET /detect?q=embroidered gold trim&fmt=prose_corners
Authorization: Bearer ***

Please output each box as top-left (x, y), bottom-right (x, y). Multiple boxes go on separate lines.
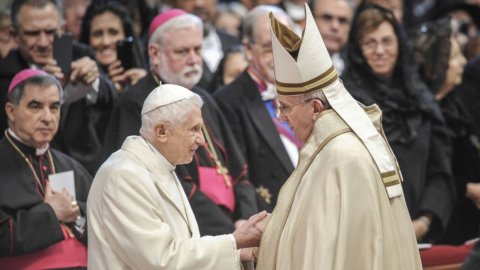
top-left (276, 66), bottom-right (338, 95)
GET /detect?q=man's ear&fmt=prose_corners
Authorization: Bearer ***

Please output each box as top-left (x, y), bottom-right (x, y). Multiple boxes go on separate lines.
top-left (242, 41), bottom-right (253, 63)
top-left (148, 43), bottom-right (160, 67)
top-left (154, 123), bottom-right (169, 142)
top-left (5, 102), bottom-right (15, 123)
top-left (312, 99), bottom-right (325, 120)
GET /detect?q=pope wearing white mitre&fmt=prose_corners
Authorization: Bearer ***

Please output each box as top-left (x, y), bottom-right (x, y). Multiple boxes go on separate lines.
top-left (256, 4), bottom-right (422, 270)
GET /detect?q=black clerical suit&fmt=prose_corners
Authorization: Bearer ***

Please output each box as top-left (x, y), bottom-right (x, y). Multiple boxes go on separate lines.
top-left (0, 133), bottom-right (91, 266)
top-left (214, 71), bottom-right (295, 211)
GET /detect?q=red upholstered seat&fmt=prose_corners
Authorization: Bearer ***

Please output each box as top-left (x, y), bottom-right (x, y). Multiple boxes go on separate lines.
top-left (420, 243), bottom-right (475, 269)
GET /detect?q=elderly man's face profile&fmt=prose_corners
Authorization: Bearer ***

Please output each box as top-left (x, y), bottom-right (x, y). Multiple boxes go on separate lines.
top-left (15, 2), bottom-right (62, 66)
top-left (6, 84), bottom-right (61, 149)
top-left (277, 95), bottom-right (317, 143)
top-left (163, 106), bottom-right (205, 165)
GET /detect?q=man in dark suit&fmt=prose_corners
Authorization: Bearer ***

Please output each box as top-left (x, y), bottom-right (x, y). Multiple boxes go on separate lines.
top-left (0, 0), bottom-right (116, 174)
top-left (214, 6), bottom-right (297, 211)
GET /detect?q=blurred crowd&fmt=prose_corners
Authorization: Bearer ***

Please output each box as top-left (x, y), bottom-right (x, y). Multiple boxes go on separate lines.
top-left (1, 0), bottom-right (480, 268)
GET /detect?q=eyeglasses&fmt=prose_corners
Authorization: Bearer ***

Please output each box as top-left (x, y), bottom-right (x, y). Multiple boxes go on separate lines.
top-left (276, 100), bottom-right (307, 116)
top-left (314, 14), bottom-right (351, 26)
top-left (361, 37), bottom-right (396, 53)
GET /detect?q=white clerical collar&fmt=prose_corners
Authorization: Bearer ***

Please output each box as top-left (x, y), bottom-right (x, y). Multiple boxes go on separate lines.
top-left (140, 136), bottom-right (176, 173)
top-left (8, 128), bottom-right (49, 156)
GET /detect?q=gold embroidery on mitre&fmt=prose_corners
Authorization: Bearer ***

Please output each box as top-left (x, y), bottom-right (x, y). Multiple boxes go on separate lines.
top-left (269, 11), bottom-right (338, 95)
top-left (256, 186), bottom-right (272, 204)
top-left (275, 66), bottom-right (339, 95)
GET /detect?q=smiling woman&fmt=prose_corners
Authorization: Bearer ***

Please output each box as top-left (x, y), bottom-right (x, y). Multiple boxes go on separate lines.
top-left (343, 3), bottom-right (456, 243)
top-left (79, 2), bottom-right (147, 92)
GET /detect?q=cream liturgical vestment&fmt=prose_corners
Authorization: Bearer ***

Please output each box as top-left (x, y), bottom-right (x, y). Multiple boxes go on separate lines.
top-left (87, 136), bottom-right (242, 269)
top-left (257, 106), bottom-right (422, 270)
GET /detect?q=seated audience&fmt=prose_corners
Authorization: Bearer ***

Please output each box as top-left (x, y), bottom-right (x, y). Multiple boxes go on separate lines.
top-left (412, 17), bottom-right (480, 246)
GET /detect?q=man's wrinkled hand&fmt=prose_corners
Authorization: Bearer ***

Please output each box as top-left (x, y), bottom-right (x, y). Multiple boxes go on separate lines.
top-left (255, 213), bottom-right (271, 232)
top-left (233, 210), bottom-right (267, 249)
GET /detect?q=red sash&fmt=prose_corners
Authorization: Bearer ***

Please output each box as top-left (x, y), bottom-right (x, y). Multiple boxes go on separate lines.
top-left (198, 166), bottom-right (235, 212)
top-left (0, 224), bottom-right (87, 270)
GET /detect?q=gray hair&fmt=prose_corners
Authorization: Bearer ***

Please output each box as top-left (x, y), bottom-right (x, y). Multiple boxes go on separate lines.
top-left (8, 73), bottom-right (64, 105)
top-left (148, 13), bottom-right (203, 47)
top-left (303, 90), bottom-right (330, 109)
top-left (140, 94), bottom-right (204, 138)
top-left (11, 0), bottom-right (64, 32)
top-left (242, 5), bottom-right (293, 44)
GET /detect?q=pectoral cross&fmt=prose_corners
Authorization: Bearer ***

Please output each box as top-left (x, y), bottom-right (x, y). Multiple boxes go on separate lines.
top-left (215, 161), bottom-right (231, 187)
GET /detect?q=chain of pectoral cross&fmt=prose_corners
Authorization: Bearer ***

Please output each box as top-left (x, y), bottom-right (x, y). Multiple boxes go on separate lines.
top-left (201, 125), bottom-right (232, 187)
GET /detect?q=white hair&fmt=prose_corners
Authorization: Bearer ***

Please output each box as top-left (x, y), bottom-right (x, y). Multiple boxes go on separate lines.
top-left (140, 95), bottom-right (204, 138)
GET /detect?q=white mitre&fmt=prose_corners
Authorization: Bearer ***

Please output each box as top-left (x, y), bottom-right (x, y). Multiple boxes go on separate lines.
top-left (141, 84), bottom-right (196, 114)
top-left (270, 4), bottom-right (402, 198)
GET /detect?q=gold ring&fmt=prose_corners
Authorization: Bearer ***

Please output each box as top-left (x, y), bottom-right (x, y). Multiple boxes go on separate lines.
top-left (71, 200), bottom-right (78, 207)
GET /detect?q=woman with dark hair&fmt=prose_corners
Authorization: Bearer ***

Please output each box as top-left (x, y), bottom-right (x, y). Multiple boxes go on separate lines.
top-left (343, 4), bottom-right (456, 243)
top-left (411, 17), bottom-right (480, 246)
top-left (80, 2), bottom-right (147, 93)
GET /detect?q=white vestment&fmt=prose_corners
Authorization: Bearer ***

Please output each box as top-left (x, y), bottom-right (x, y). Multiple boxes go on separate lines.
top-left (88, 136), bottom-right (243, 269)
top-left (257, 106), bottom-right (422, 270)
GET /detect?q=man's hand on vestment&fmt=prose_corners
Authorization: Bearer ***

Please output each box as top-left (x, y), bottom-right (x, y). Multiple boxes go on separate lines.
top-left (233, 210), bottom-right (268, 249)
top-left (44, 183), bottom-right (80, 223)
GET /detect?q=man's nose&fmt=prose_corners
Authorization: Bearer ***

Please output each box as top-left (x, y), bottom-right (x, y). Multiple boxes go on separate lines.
top-left (40, 108), bottom-right (54, 122)
top-left (196, 131), bottom-right (205, 146)
top-left (186, 50), bottom-right (201, 65)
top-left (37, 31), bottom-right (52, 47)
